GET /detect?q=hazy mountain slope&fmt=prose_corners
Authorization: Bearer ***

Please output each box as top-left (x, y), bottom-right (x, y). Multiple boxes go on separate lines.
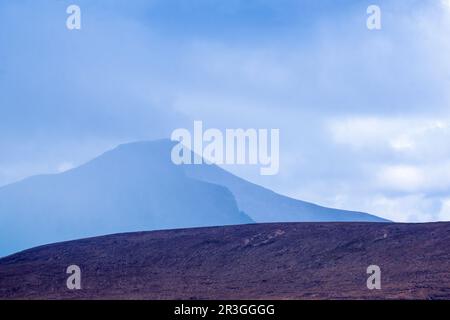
top-left (185, 160), bottom-right (388, 222)
top-left (1, 222), bottom-right (449, 300)
top-left (0, 140), bottom-right (252, 257)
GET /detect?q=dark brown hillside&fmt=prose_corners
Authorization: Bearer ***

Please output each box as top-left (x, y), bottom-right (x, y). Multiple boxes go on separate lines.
top-left (1, 222), bottom-right (450, 300)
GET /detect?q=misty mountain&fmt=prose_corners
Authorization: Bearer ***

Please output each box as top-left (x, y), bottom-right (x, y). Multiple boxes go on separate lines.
top-left (0, 139), bottom-right (386, 257)
top-left (0, 140), bottom-right (252, 257)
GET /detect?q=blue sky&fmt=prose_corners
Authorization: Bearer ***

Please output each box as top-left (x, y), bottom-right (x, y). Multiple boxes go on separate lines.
top-left (1, 0), bottom-right (450, 222)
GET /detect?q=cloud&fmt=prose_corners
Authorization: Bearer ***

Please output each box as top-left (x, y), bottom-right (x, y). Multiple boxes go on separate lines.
top-left (367, 194), bottom-right (438, 223)
top-left (329, 117), bottom-right (450, 160)
top-left (438, 198), bottom-right (450, 221)
top-left (376, 165), bottom-right (424, 193)
top-left (323, 115), bottom-right (450, 221)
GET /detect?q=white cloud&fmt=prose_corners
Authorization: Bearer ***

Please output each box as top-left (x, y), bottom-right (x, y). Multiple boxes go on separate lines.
top-left (438, 198), bottom-right (450, 221)
top-left (368, 194), bottom-right (437, 223)
top-left (376, 165), bottom-right (424, 193)
top-left (329, 117), bottom-right (450, 159)
top-left (376, 162), bottom-right (450, 193)
top-left (389, 135), bottom-right (415, 151)
top-left (323, 116), bottom-right (450, 221)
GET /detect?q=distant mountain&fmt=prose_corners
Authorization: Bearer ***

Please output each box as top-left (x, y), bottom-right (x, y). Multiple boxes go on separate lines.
top-left (1, 222), bottom-right (450, 300)
top-left (0, 139), bottom-right (386, 257)
top-left (0, 140), bottom-right (252, 257)
top-left (185, 163), bottom-right (388, 223)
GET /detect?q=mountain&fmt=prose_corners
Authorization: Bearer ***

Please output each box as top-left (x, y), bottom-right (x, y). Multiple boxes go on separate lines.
top-left (0, 139), bottom-right (386, 257)
top-left (0, 140), bottom-right (252, 257)
top-left (1, 222), bottom-right (450, 300)
top-left (185, 161), bottom-right (387, 223)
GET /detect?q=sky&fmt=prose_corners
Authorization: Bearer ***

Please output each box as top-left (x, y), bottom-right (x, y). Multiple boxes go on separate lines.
top-left (1, 0), bottom-right (450, 222)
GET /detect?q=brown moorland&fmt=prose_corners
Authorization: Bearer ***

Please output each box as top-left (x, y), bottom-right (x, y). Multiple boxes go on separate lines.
top-left (1, 222), bottom-right (449, 300)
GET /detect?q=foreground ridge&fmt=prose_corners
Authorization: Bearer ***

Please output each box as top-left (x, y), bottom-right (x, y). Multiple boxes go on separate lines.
top-left (1, 222), bottom-right (449, 300)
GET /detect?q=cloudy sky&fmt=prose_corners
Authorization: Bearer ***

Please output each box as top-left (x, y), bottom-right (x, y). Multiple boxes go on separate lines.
top-left (1, 0), bottom-right (450, 222)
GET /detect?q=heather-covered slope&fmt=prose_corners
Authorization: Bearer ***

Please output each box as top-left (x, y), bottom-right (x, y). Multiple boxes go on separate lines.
top-left (1, 222), bottom-right (449, 300)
